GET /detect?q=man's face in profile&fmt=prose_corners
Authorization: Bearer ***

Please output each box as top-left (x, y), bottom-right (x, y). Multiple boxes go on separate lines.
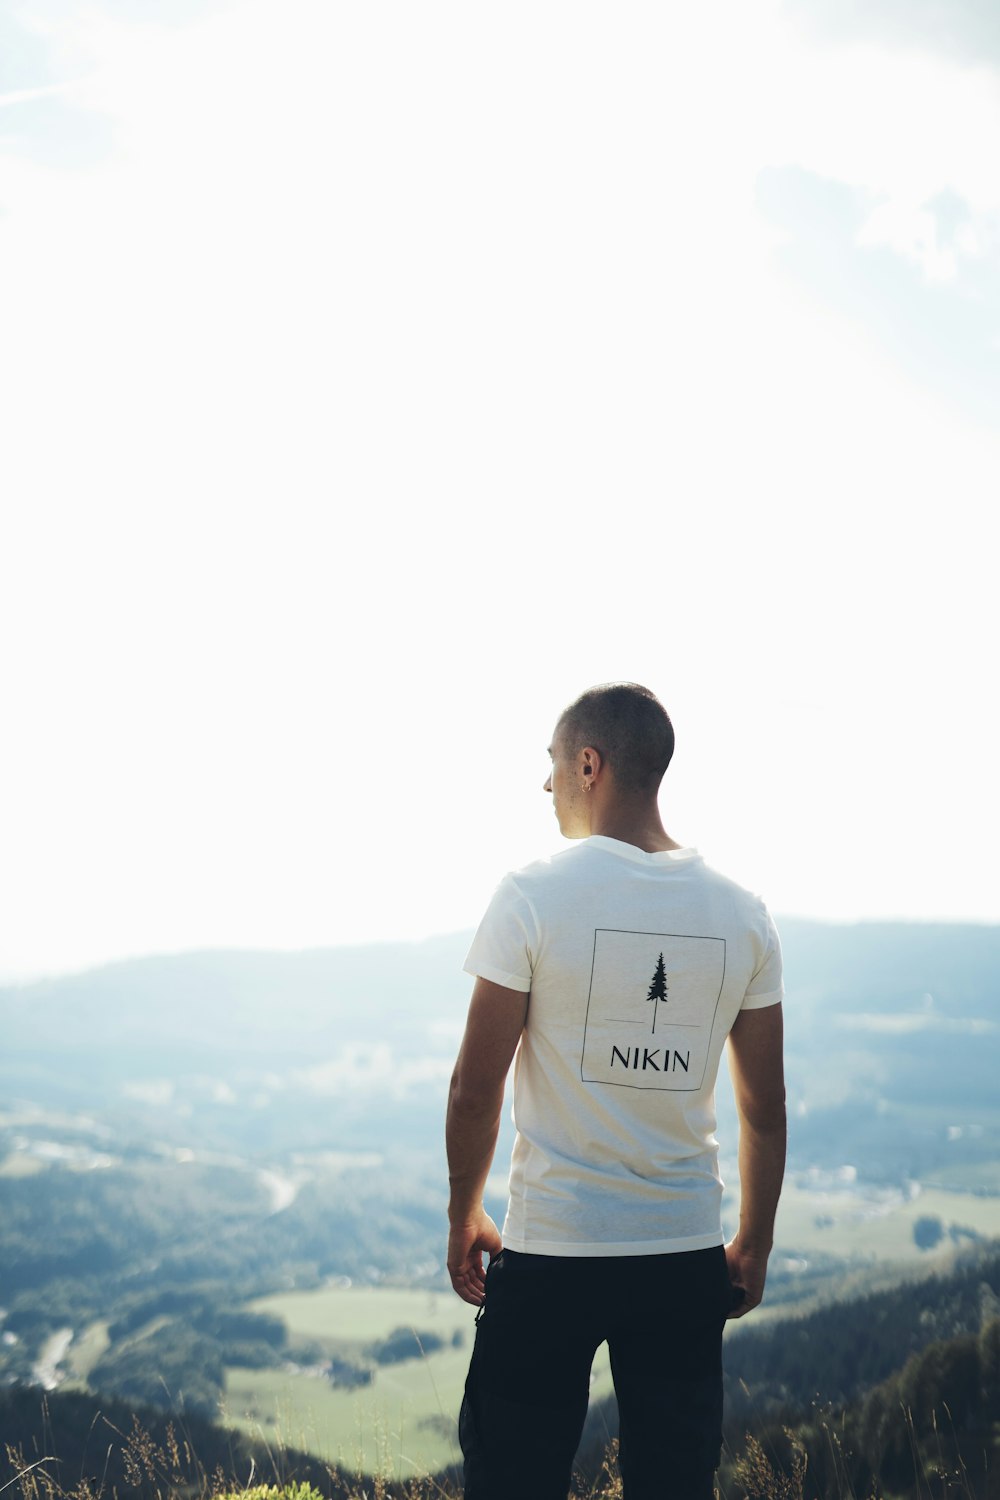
top-left (543, 722), bottom-right (591, 840)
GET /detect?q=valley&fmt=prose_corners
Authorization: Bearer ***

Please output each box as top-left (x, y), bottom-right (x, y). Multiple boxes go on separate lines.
top-left (2, 918), bottom-right (999, 1482)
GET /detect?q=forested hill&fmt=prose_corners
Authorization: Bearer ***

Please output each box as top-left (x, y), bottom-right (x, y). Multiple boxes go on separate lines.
top-left (3, 918), bottom-right (997, 1078)
top-left (0, 933), bottom-right (474, 1066)
top-left (577, 1238), bottom-right (1000, 1496)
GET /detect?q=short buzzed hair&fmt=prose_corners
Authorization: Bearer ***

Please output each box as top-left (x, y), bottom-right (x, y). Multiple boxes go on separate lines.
top-left (558, 683), bottom-right (674, 795)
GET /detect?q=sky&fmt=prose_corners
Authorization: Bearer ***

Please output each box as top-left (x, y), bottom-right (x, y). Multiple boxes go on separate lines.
top-left (1, 0), bottom-right (998, 978)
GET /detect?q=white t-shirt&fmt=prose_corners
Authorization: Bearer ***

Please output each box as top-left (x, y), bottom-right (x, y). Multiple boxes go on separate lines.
top-left (463, 835), bottom-right (783, 1256)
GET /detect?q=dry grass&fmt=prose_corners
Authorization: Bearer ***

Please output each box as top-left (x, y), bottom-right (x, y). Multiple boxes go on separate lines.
top-left (2, 1420), bottom-right (630, 1500)
top-left (7, 1404), bottom-right (988, 1500)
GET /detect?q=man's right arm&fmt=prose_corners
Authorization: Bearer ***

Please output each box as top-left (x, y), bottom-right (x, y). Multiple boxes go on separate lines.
top-left (725, 1002), bottom-right (786, 1318)
top-left (446, 976), bottom-right (528, 1305)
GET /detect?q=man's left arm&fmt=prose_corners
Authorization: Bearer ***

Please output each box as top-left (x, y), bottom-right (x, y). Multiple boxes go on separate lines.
top-left (446, 977), bottom-right (528, 1305)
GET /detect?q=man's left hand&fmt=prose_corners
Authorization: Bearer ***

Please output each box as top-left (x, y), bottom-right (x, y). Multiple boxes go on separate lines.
top-left (724, 1237), bottom-right (769, 1319)
top-left (447, 1209), bottom-right (502, 1306)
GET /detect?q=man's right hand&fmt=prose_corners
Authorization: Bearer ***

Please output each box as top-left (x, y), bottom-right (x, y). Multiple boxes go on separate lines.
top-left (447, 1208), bottom-right (502, 1306)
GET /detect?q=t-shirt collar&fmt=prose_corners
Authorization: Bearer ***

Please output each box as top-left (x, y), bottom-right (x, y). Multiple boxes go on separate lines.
top-left (585, 835), bottom-right (701, 867)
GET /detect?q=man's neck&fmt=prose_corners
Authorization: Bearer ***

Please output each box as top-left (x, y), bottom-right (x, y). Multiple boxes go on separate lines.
top-left (588, 803), bottom-right (682, 854)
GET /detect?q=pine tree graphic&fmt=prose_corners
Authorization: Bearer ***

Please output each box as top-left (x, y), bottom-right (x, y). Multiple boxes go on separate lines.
top-left (646, 952), bottom-right (668, 1035)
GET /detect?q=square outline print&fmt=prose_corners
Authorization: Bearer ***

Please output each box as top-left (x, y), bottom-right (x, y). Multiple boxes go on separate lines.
top-left (580, 928), bottom-right (727, 1092)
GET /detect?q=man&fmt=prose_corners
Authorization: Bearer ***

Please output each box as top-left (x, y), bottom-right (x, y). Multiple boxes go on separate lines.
top-left (446, 683), bottom-right (786, 1500)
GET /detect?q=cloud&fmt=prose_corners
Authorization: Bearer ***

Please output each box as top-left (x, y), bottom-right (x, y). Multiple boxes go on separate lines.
top-left (0, 12), bottom-right (59, 94)
top-left (781, 0), bottom-right (1000, 65)
top-left (121, 1079), bottom-right (175, 1105)
top-left (0, 90), bottom-right (113, 167)
top-left (0, 8), bottom-right (116, 168)
top-left (834, 1012), bottom-right (998, 1036)
top-left (856, 188), bottom-right (985, 283)
top-left (749, 13), bottom-right (1000, 416)
top-left (756, 165), bottom-right (1000, 425)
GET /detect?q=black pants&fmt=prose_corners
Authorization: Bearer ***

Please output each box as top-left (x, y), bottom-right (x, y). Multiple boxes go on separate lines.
top-left (459, 1244), bottom-right (733, 1500)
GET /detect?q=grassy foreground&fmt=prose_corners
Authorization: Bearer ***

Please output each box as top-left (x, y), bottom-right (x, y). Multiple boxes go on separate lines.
top-left (0, 1412), bottom-right (888, 1500)
top-left (2, 1415), bottom-right (629, 1500)
top-left (4, 1384), bottom-right (991, 1499)
top-left (1, 1401), bottom-right (819, 1500)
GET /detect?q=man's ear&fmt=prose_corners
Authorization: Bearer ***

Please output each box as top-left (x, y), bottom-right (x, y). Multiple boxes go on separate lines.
top-left (580, 746), bottom-right (603, 784)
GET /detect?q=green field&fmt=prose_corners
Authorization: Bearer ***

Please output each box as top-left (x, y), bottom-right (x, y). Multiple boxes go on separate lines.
top-left (225, 1285), bottom-right (614, 1481)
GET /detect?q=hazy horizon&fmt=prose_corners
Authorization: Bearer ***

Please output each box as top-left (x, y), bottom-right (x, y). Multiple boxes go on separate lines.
top-left (2, 906), bottom-right (998, 989)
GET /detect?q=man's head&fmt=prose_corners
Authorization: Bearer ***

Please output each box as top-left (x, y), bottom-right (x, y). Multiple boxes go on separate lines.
top-left (544, 683), bottom-right (675, 837)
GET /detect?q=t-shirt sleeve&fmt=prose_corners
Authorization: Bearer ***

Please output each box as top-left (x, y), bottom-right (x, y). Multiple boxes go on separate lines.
top-left (741, 908), bottom-right (784, 1010)
top-left (463, 874), bottom-right (537, 993)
